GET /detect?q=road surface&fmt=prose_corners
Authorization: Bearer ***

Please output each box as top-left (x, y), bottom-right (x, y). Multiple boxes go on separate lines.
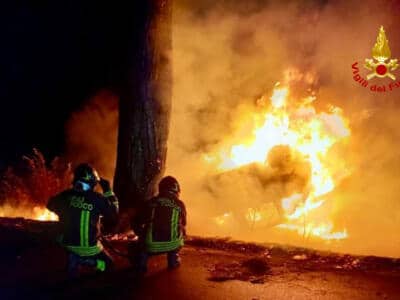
top-left (1, 245), bottom-right (399, 300)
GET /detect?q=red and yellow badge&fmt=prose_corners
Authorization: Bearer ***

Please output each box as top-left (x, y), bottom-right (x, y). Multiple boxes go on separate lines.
top-left (364, 26), bottom-right (398, 80)
top-left (352, 26), bottom-right (400, 92)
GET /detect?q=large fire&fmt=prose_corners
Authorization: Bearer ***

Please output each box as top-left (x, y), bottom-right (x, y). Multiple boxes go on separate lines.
top-left (34, 207), bottom-right (58, 221)
top-left (207, 70), bottom-right (351, 241)
top-left (0, 149), bottom-right (69, 222)
top-left (0, 69), bottom-right (350, 243)
top-left (0, 204), bottom-right (58, 221)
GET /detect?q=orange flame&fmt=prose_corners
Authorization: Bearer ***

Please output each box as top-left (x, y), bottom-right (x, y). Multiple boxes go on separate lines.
top-left (0, 204), bottom-right (58, 221)
top-left (209, 71), bottom-right (350, 241)
top-left (33, 206), bottom-right (58, 221)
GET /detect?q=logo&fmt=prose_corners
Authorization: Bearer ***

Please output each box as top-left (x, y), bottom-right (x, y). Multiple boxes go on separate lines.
top-left (365, 26), bottom-right (398, 80)
top-left (352, 26), bottom-right (400, 92)
top-left (70, 196), bottom-right (93, 211)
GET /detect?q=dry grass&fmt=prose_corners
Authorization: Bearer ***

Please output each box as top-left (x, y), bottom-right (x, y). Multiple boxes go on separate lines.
top-left (0, 149), bottom-right (72, 208)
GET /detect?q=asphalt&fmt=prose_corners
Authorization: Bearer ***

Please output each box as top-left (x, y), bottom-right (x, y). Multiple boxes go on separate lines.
top-left (1, 245), bottom-right (400, 300)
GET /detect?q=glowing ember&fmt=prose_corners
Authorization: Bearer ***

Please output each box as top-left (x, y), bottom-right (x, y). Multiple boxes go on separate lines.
top-left (208, 70), bottom-right (350, 241)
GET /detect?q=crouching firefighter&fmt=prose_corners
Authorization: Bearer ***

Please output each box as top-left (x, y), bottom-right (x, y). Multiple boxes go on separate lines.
top-left (132, 176), bottom-right (187, 273)
top-left (47, 163), bottom-right (119, 278)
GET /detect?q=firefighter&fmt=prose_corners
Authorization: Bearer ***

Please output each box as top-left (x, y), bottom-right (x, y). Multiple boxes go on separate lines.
top-left (47, 163), bottom-right (119, 278)
top-left (132, 176), bottom-right (187, 273)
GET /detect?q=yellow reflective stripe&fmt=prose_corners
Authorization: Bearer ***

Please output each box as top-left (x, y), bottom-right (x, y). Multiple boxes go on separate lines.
top-left (65, 244), bottom-right (102, 256)
top-left (146, 239), bottom-right (184, 253)
top-left (103, 190), bottom-right (114, 197)
top-left (171, 209), bottom-right (179, 240)
top-left (80, 210), bottom-right (90, 247)
top-left (80, 211), bottom-right (85, 247)
top-left (84, 211), bottom-right (90, 247)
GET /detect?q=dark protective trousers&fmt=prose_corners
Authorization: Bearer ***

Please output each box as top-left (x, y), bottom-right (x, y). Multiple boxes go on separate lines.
top-left (67, 250), bottom-right (113, 278)
top-left (135, 249), bottom-right (181, 273)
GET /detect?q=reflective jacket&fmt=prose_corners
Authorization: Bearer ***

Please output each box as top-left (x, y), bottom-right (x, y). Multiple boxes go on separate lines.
top-left (47, 189), bottom-right (118, 256)
top-left (133, 193), bottom-right (186, 253)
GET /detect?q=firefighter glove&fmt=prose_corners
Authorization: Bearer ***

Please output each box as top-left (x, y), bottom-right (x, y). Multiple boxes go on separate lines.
top-left (99, 178), bottom-right (111, 192)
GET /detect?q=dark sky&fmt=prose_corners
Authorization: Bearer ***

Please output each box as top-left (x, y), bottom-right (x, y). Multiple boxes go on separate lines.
top-left (0, 1), bottom-right (135, 168)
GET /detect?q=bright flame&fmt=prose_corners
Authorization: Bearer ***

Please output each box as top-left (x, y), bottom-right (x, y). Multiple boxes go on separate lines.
top-left (277, 222), bottom-right (348, 241)
top-left (286, 197), bottom-right (324, 220)
top-left (270, 83), bottom-right (288, 108)
top-left (209, 71), bottom-right (350, 241)
top-left (33, 206), bottom-right (58, 221)
top-left (0, 204), bottom-right (58, 221)
top-left (214, 212), bottom-right (232, 225)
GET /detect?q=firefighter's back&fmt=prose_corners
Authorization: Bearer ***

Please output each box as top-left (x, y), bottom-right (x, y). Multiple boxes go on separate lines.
top-left (146, 196), bottom-right (183, 251)
top-left (57, 190), bottom-right (103, 247)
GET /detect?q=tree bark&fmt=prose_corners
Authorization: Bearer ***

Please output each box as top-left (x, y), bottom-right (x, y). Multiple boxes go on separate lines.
top-left (114, 0), bottom-right (172, 214)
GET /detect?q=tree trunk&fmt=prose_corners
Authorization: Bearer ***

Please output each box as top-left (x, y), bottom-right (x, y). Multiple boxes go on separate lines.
top-left (114, 0), bottom-right (172, 215)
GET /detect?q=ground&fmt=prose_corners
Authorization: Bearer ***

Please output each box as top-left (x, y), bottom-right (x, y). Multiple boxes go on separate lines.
top-left (0, 218), bottom-right (399, 300)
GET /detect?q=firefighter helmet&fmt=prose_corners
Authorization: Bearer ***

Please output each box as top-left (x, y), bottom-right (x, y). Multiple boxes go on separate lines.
top-left (73, 163), bottom-right (100, 188)
top-left (159, 176), bottom-right (181, 195)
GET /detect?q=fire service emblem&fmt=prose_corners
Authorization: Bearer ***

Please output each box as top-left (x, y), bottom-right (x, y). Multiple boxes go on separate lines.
top-left (364, 26), bottom-right (398, 80)
top-left (352, 26), bottom-right (400, 93)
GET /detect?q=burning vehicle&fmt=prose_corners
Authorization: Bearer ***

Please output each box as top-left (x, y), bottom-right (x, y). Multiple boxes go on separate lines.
top-left (205, 69), bottom-right (350, 242)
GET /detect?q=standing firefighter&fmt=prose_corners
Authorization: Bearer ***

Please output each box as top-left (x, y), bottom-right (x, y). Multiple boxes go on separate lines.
top-left (132, 176), bottom-right (187, 273)
top-left (47, 163), bottom-right (119, 278)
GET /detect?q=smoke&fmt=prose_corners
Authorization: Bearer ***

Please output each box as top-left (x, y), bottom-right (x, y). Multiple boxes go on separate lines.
top-left (65, 90), bottom-right (118, 181)
top-left (166, 0), bottom-right (400, 257)
top-left (65, 0), bottom-right (400, 257)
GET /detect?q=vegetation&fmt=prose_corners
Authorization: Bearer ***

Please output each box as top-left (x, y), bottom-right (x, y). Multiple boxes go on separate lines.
top-left (0, 149), bottom-right (71, 208)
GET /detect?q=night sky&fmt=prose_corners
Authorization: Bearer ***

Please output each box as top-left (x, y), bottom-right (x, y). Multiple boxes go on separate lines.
top-left (0, 2), bottom-right (135, 169)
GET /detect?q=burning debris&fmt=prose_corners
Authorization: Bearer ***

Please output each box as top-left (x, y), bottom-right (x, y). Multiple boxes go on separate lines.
top-left (292, 254), bottom-right (307, 260)
top-left (205, 69), bottom-right (350, 241)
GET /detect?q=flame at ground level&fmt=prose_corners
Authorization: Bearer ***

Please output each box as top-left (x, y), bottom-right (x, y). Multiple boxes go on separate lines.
top-left (0, 204), bottom-right (58, 221)
top-left (277, 223), bottom-right (348, 241)
top-left (206, 72), bottom-right (350, 242)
